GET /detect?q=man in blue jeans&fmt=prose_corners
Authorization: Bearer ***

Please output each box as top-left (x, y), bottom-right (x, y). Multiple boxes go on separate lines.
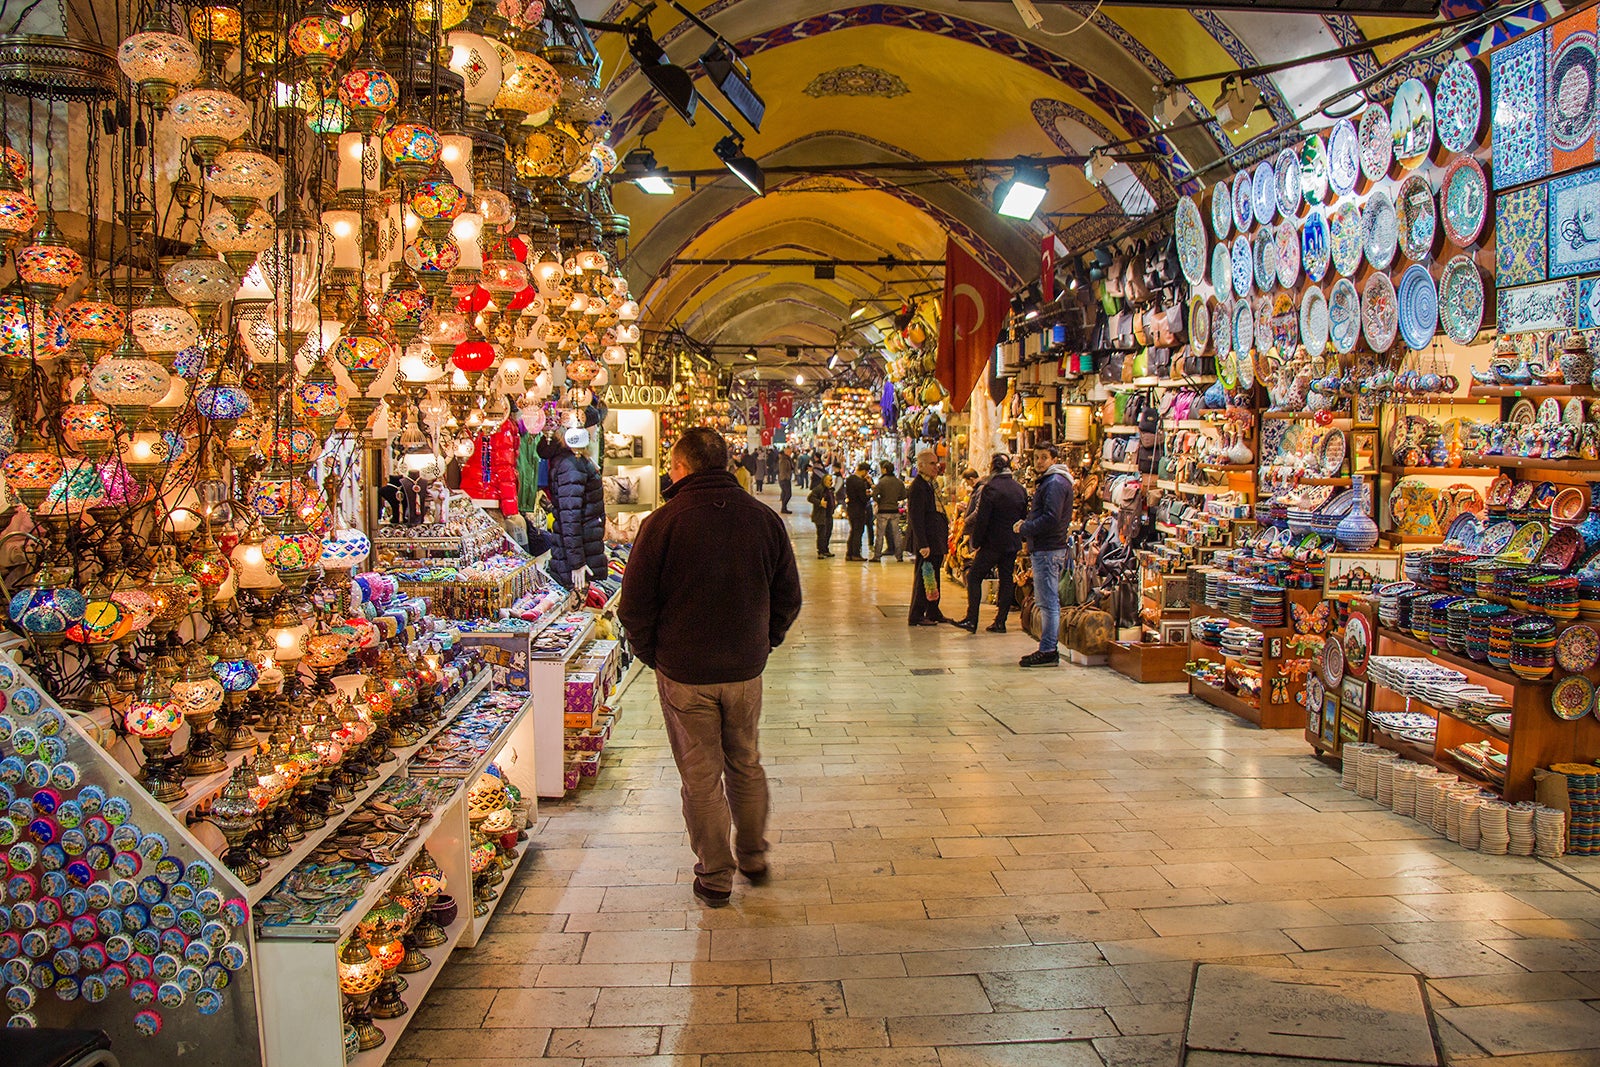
top-left (1013, 442), bottom-right (1075, 668)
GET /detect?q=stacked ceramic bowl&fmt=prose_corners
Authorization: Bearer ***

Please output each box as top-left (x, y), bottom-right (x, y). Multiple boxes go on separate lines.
top-left (1529, 573), bottom-right (1580, 620)
top-left (1190, 617), bottom-right (1228, 648)
top-left (1488, 612), bottom-right (1520, 669)
top-left (1535, 806), bottom-right (1567, 856)
top-left (1463, 602), bottom-right (1509, 661)
top-left (1508, 804), bottom-right (1537, 856)
top-left (1249, 584), bottom-right (1287, 628)
top-left (1375, 582), bottom-right (1416, 627)
top-left (1444, 598), bottom-right (1488, 653)
top-left (1510, 615), bottom-right (1559, 680)
top-left (1219, 627), bottom-right (1263, 665)
top-left (1579, 571), bottom-right (1600, 619)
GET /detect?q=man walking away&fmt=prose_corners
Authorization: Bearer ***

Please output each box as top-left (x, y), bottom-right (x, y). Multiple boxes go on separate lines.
top-left (872, 460), bottom-right (906, 561)
top-left (754, 449), bottom-right (768, 490)
top-left (1014, 443), bottom-right (1075, 667)
top-left (618, 428), bottom-right (802, 907)
top-left (777, 448), bottom-right (794, 513)
top-left (808, 471), bottom-right (836, 558)
top-left (843, 462), bottom-right (873, 561)
top-left (907, 449), bottom-right (951, 626)
top-left (952, 453), bottom-right (1026, 633)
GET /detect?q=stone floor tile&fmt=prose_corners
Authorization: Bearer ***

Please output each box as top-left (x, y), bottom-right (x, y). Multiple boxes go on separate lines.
top-left (658, 1021), bottom-right (815, 1055)
top-left (1439, 1000), bottom-right (1600, 1055)
top-left (1092, 1033), bottom-right (1179, 1067)
top-left (842, 975), bottom-right (993, 1018)
top-left (700, 1054), bottom-right (819, 1067)
top-left (935, 1042), bottom-right (1105, 1067)
top-left (887, 1008), bottom-right (1117, 1047)
top-left (547, 1026), bottom-right (663, 1058)
top-left (1430, 970), bottom-right (1597, 1007)
top-left (738, 982), bottom-right (847, 1022)
top-left (813, 1018), bottom-right (891, 1049)
top-left (977, 967), bottom-right (1137, 1012)
top-left (1387, 939), bottom-right (1526, 978)
top-left (589, 986), bottom-right (737, 1027)
top-left (484, 987), bottom-right (601, 1029)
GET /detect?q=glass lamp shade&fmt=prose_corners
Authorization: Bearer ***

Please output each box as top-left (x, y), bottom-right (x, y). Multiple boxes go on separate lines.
top-left (438, 135), bottom-right (474, 192)
top-left (399, 342), bottom-right (443, 383)
top-left (125, 697), bottom-right (183, 738)
top-left (170, 87), bottom-right (251, 148)
top-left (481, 259), bottom-right (528, 298)
top-left (293, 480), bottom-right (331, 536)
top-left (2, 146), bottom-right (25, 184)
top-left (165, 252), bottom-right (239, 307)
top-left (451, 339), bottom-right (495, 372)
top-left (378, 285), bottom-right (429, 337)
top-left (424, 311), bottom-right (469, 346)
top-left (16, 229), bottom-right (83, 295)
top-left (266, 297), bottom-right (321, 336)
top-left (321, 209), bottom-right (362, 270)
top-left (475, 189), bottom-right (515, 231)
top-left (332, 332), bottom-right (394, 373)
top-left (131, 305), bottom-right (200, 356)
top-left (189, 6), bottom-right (242, 43)
top-left (292, 375), bottom-right (347, 422)
top-left (63, 294), bottom-right (127, 347)
top-left (0, 186), bottom-right (37, 235)
top-left (109, 588), bottom-right (158, 634)
top-left (196, 381), bottom-right (252, 421)
top-left (230, 538), bottom-right (280, 591)
top-left (590, 143), bottom-right (617, 175)
top-left (529, 259), bottom-right (563, 296)
top-left (208, 149), bottom-right (284, 204)
top-left (320, 529), bottom-right (371, 570)
top-left (409, 178), bottom-right (466, 228)
top-left (213, 655), bottom-right (259, 693)
top-left (39, 460), bottom-right (107, 515)
top-left (601, 344), bottom-right (627, 365)
top-left (268, 426), bottom-right (321, 466)
top-left (3, 449), bottom-right (62, 491)
top-left (68, 599), bottom-right (128, 644)
top-left (306, 96), bottom-right (349, 136)
top-left (203, 207), bottom-right (275, 254)
top-left (567, 153), bottom-right (600, 185)
top-left (567, 358), bottom-right (600, 384)
top-left (337, 939), bottom-right (383, 995)
top-left (61, 402), bottom-right (116, 453)
top-left (575, 248), bottom-right (608, 273)
top-left (185, 544), bottom-right (231, 593)
top-left (117, 31), bottom-right (202, 108)
top-left (338, 67), bottom-right (398, 129)
top-left (380, 122), bottom-right (442, 182)
top-left (288, 11), bottom-right (352, 74)
top-left (97, 459), bottom-right (142, 506)
top-left (447, 31), bottom-right (503, 108)
top-left (500, 50), bottom-right (560, 116)
top-left (450, 213), bottom-right (483, 271)
top-left (172, 673), bottom-right (225, 718)
top-left (89, 356), bottom-right (172, 409)
top-left (414, 0), bottom-right (469, 27)
top-left (0, 295), bottom-right (68, 362)
top-left (404, 236), bottom-right (459, 274)
top-left (264, 527), bottom-right (323, 573)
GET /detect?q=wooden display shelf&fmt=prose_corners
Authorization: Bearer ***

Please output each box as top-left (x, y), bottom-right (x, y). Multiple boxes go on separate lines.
top-left (1381, 465), bottom-right (1498, 477)
top-left (1467, 384), bottom-right (1598, 398)
top-left (1380, 533), bottom-right (1444, 545)
top-left (1108, 640), bottom-right (1188, 683)
top-left (347, 909), bottom-right (472, 1067)
top-left (1298, 477), bottom-right (1352, 486)
top-left (1174, 419), bottom-right (1216, 430)
top-left (1177, 482), bottom-right (1231, 495)
top-left (1103, 461), bottom-right (1139, 473)
top-left (1462, 454), bottom-right (1600, 472)
top-left (1156, 375), bottom-right (1218, 388)
top-left (1376, 625), bottom-right (1550, 689)
top-left (1106, 425), bottom-right (1138, 435)
top-left (1204, 463), bottom-right (1256, 472)
top-left (1188, 673), bottom-right (1306, 729)
top-left (1263, 410), bottom-right (1352, 420)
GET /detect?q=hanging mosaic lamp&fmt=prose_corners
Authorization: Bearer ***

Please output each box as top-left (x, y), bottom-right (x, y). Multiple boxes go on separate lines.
top-left (131, 286), bottom-right (202, 362)
top-left (164, 241), bottom-right (239, 328)
top-left (288, 2), bottom-right (353, 79)
top-left (61, 282), bottom-right (126, 362)
top-left (338, 44), bottom-right (399, 134)
top-left (15, 214), bottom-right (84, 303)
top-left (381, 120), bottom-right (442, 185)
top-left (409, 174), bottom-right (466, 237)
top-left (208, 146), bottom-right (285, 221)
top-left (9, 563), bottom-right (88, 649)
top-left (170, 77), bottom-right (252, 163)
top-left (116, 12), bottom-right (203, 110)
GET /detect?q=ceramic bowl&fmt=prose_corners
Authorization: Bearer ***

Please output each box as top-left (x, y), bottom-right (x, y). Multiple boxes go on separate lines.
top-left (430, 894), bottom-right (459, 928)
top-left (1553, 487), bottom-right (1587, 526)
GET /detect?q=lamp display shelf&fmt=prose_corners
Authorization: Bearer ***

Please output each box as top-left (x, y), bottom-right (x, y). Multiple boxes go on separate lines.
top-left (345, 908), bottom-right (471, 1067)
top-left (1467, 384), bottom-right (1600, 399)
top-left (1381, 465), bottom-right (1498, 477)
top-left (1461, 454), bottom-right (1600, 472)
top-left (465, 834), bottom-right (532, 947)
top-left (243, 669), bottom-right (492, 904)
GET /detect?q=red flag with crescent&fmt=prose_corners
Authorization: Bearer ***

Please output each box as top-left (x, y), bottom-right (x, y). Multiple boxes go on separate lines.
top-left (936, 237), bottom-right (1011, 411)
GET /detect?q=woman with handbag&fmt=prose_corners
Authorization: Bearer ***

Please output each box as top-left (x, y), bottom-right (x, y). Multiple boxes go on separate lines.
top-left (907, 449), bottom-right (951, 627)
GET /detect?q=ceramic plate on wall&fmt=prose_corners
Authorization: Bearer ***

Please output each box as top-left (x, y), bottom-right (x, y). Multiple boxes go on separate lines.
top-left (1190, 296), bottom-right (1211, 355)
top-left (1398, 263), bottom-right (1439, 350)
top-left (1234, 299), bottom-right (1254, 356)
top-left (1234, 169), bottom-right (1254, 232)
top-left (1232, 234), bottom-right (1254, 297)
top-left (1328, 117), bottom-right (1360, 197)
top-left (1390, 77), bottom-right (1435, 169)
top-left (1436, 58), bottom-right (1483, 153)
top-left (1439, 254), bottom-right (1486, 343)
top-left (1396, 174), bottom-right (1437, 261)
top-left (1275, 147), bottom-right (1302, 218)
top-left (1276, 219), bottom-right (1301, 289)
top-left (1212, 181), bottom-right (1233, 240)
top-left (1254, 227), bottom-right (1279, 293)
top-left (1362, 270), bottom-right (1399, 352)
top-left (1300, 285), bottom-right (1330, 358)
top-left (1253, 159), bottom-right (1278, 227)
top-left (1211, 241), bottom-right (1233, 299)
top-left (1255, 295), bottom-right (1274, 354)
top-left (1330, 200), bottom-right (1364, 277)
top-left (1302, 208), bottom-right (1330, 282)
top-left (1175, 195), bottom-right (1207, 285)
top-left (1439, 156), bottom-right (1488, 246)
top-left (1362, 189), bottom-right (1399, 271)
top-left (1329, 277), bottom-right (1360, 354)
top-left (1300, 134), bottom-right (1329, 206)
top-left (1359, 105), bottom-right (1393, 184)
top-left (1214, 298), bottom-right (1232, 356)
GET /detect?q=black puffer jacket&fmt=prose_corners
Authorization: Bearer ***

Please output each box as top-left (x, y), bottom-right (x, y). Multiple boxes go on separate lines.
top-left (539, 438), bottom-right (608, 586)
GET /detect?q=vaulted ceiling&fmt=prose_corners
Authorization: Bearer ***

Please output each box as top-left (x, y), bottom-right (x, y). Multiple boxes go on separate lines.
top-left (583, 0), bottom-right (1558, 378)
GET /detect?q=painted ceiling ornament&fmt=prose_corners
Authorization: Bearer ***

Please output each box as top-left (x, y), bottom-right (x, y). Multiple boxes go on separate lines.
top-left (803, 64), bottom-right (910, 99)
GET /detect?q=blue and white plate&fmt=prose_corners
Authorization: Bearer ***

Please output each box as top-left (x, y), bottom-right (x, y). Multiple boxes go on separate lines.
top-left (1398, 263), bottom-right (1438, 351)
top-left (1253, 227), bottom-right (1278, 292)
top-left (1232, 234), bottom-right (1254, 296)
top-left (1328, 117), bottom-right (1360, 197)
top-left (1233, 170), bottom-right (1254, 233)
top-left (1436, 58), bottom-right (1483, 155)
top-left (1275, 147), bottom-right (1302, 218)
top-left (1329, 277), bottom-right (1360, 354)
top-left (1302, 208), bottom-right (1330, 282)
top-left (1300, 285), bottom-right (1329, 358)
top-left (1233, 298), bottom-right (1254, 356)
top-left (1211, 181), bottom-right (1233, 241)
top-left (1253, 159), bottom-right (1278, 227)
top-left (1362, 189), bottom-right (1398, 271)
top-left (1211, 242), bottom-right (1233, 300)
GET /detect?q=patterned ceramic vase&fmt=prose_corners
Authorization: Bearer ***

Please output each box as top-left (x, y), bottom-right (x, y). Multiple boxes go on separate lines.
top-left (1335, 475), bottom-right (1381, 551)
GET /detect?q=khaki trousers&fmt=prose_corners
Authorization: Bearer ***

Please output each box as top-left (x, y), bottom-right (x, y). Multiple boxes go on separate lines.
top-left (656, 672), bottom-right (770, 892)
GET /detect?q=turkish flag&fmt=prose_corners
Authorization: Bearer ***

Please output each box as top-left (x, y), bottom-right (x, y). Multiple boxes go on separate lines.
top-left (936, 238), bottom-right (1011, 411)
top-left (1041, 233), bottom-right (1067, 302)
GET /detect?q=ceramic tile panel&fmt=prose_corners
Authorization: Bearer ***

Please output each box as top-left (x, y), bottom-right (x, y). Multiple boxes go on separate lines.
top-left (1493, 26), bottom-right (1550, 187)
top-left (1547, 7), bottom-right (1598, 172)
top-left (1548, 164), bottom-right (1600, 276)
top-left (1497, 182), bottom-right (1550, 284)
top-left (1498, 277), bottom-right (1577, 333)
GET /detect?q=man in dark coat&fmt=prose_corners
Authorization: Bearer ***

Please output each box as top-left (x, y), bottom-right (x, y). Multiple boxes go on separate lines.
top-left (951, 453), bottom-right (1027, 633)
top-left (618, 427), bottom-right (802, 908)
top-left (906, 448), bottom-right (950, 626)
top-left (842, 462), bottom-right (873, 561)
top-left (777, 448), bottom-right (794, 513)
top-left (1014, 442), bottom-right (1076, 667)
top-left (871, 460), bottom-right (906, 561)
top-left (537, 434), bottom-right (608, 588)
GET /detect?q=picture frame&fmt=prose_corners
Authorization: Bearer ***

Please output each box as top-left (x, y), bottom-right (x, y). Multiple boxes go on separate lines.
top-left (1321, 692), bottom-right (1340, 745)
top-left (1228, 520), bottom-right (1261, 547)
top-left (1351, 429), bottom-right (1378, 473)
top-left (1160, 620), bottom-right (1189, 646)
top-left (1340, 676), bottom-right (1368, 717)
top-left (1324, 551), bottom-right (1403, 601)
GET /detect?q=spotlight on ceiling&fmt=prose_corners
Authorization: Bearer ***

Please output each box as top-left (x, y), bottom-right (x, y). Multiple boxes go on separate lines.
top-left (619, 147), bottom-right (674, 195)
top-left (996, 162), bottom-right (1049, 220)
top-left (714, 135), bottom-right (765, 196)
top-left (1213, 77), bottom-right (1261, 136)
top-left (849, 302), bottom-right (867, 320)
top-left (828, 352), bottom-right (840, 369)
top-left (1083, 149), bottom-right (1113, 187)
top-left (699, 38), bottom-right (765, 131)
top-left (629, 31), bottom-right (700, 125)
top-left (795, 373), bottom-right (805, 385)
top-left (743, 350), bottom-right (757, 361)
top-left (1153, 87), bottom-right (1190, 129)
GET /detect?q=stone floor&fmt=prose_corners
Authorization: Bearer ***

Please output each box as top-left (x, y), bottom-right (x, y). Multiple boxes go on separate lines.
top-left (396, 497), bottom-right (1600, 1067)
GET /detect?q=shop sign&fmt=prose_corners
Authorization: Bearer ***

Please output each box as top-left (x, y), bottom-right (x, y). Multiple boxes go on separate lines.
top-left (612, 364), bottom-right (680, 407)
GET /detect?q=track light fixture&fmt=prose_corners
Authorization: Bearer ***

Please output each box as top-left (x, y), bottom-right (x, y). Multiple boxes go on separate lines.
top-left (1153, 87), bottom-right (1190, 129)
top-left (1213, 77), bottom-right (1261, 135)
top-left (995, 162), bottom-right (1049, 220)
top-left (1083, 149), bottom-right (1113, 187)
top-left (620, 147), bottom-right (674, 195)
top-left (714, 135), bottom-right (765, 196)
top-left (699, 38), bottom-right (765, 131)
top-left (628, 30), bottom-right (701, 125)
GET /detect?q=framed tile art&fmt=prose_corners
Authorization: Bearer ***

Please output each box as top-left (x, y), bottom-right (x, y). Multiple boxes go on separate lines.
top-left (1498, 277), bottom-right (1578, 333)
top-left (1492, 26), bottom-right (1549, 188)
top-left (1547, 7), bottom-right (1598, 173)
top-left (1549, 165), bottom-right (1600, 276)
top-left (1578, 276), bottom-right (1600, 328)
top-left (1497, 182), bottom-right (1549, 285)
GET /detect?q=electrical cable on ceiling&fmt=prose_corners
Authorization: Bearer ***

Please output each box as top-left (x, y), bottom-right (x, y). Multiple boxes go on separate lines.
top-left (1033, 0), bottom-right (1105, 38)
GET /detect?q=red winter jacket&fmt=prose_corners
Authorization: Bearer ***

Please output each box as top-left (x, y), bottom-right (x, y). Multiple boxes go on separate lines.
top-left (459, 422), bottom-right (521, 513)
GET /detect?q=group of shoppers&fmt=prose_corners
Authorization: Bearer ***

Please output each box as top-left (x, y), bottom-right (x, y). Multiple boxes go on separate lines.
top-left (806, 459), bottom-right (909, 561)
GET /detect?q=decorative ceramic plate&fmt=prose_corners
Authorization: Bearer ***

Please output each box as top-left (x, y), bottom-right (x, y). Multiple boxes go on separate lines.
top-left (1253, 159), bottom-right (1278, 227)
top-left (1369, 711), bottom-right (1438, 731)
top-left (1329, 277), bottom-right (1360, 354)
top-left (1552, 675), bottom-right (1594, 721)
top-left (1439, 156), bottom-right (1488, 247)
top-left (1396, 174), bottom-right (1437, 261)
top-left (1435, 58), bottom-right (1483, 154)
top-left (1232, 234), bottom-right (1254, 297)
top-left (1320, 429), bottom-right (1347, 475)
top-left (1234, 170), bottom-right (1254, 233)
top-left (1233, 299), bottom-right (1254, 357)
top-left (1218, 344), bottom-right (1239, 388)
top-left (1548, 29), bottom-right (1599, 158)
top-left (1214, 299), bottom-right (1232, 355)
top-left (1509, 480), bottom-right (1536, 512)
top-left (1541, 525), bottom-right (1583, 569)
top-left (1359, 105), bottom-right (1393, 184)
top-left (1398, 263), bottom-right (1438, 351)
top-left (1362, 189), bottom-right (1399, 271)
top-left (1212, 181), bottom-right (1233, 241)
top-left (1480, 520), bottom-right (1516, 555)
top-left (1305, 674), bottom-right (1325, 717)
top-left (1239, 332), bottom-right (1257, 388)
top-left (1445, 512), bottom-right (1483, 549)
top-left (1439, 254), bottom-right (1485, 344)
top-left (1328, 118), bottom-right (1360, 197)
top-left (1275, 146), bottom-right (1302, 218)
top-left (1566, 398), bottom-right (1585, 425)
top-left (1322, 632), bottom-right (1346, 688)
top-left (1255, 295), bottom-right (1274, 355)
top-left (1557, 623), bottom-right (1600, 673)
top-left (1539, 397), bottom-right (1563, 424)
top-left (1302, 208), bottom-right (1330, 282)
top-left (1361, 270), bottom-right (1399, 353)
top-left (1300, 134), bottom-right (1330, 206)
top-left (1487, 474), bottom-right (1514, 507)
top-left (1275, 218), bottom-right (1301, 288)
top-left (1212, 242), bottom-right (1233, 299)
top-left (1508, 397), bottom-right (1537, 425)
top-left (1344, 613), bottom-right (1372, 679)
top-left (1499, 521), bottom-right (1546, 562)
top-left (1390, 77), bottom-right (1435, 169)
top-left (1330, 200), bottom-right (1363, 277)
top-left (1175, 195), bottom-right (1207, 285)
top-left (1300, 285), bottom-right (1330, 358)
top-left (1253, 228), bottom-right (1279, 293)
top-left (1190, 297), bottom-right (1211, 355)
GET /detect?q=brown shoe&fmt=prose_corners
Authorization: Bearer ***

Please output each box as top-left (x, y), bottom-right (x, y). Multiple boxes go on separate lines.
top-left (692, 879), bottom-right (731, 907)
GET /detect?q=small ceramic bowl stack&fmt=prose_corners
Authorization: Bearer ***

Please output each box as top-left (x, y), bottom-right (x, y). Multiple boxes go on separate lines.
top-left (1190, 617), bottom-right (1229, 648)
top-left (1220, 627), bottom-right (1263, 665)
top-left (1249, 584), bottom-right (1287, 628)
top-left (1510, 615), bottom-right (1559, 680)
top-left (1456, 792), bottom-right (1485, 849)
top-left (1478, 800), bottom-right (1510, 855)
top-left (1488, 612), bottom-right (1521, 669)
top-left (1375, 582), bottom-right (1415, 627)
top-left (1426, 595), bottom-right (1463, 648)
top-left (1508, 804), bottom-right (1537, 856)
top-left (1391, 761), bottom-right (1420, 817)
top-left (1579, 571), bottom-right (1600, 618)
top-left (1463, 602), bottom-right (1508, 661)
top-left (1341, 742), bottom-right (1372, 790)
top-left (1529, 573), bottom-right (1580, 620)
top-left (1535, 806), bottom-right (1567, 856)
top-left (1444, 598), bottom-right (1487, 653)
